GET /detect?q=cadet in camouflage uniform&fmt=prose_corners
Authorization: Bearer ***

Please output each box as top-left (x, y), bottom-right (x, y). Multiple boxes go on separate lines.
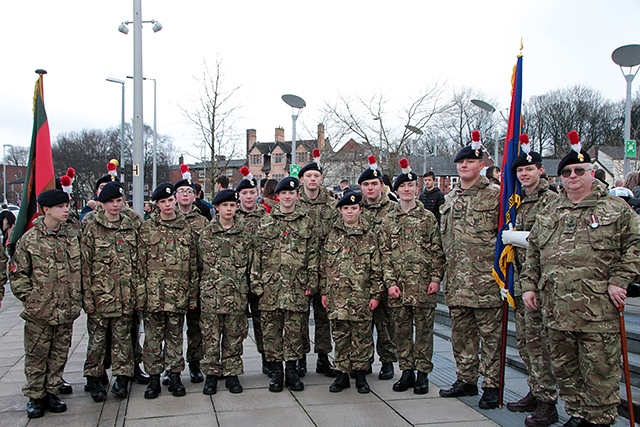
top-left (521, 131), bottom-right (640, 427)
top-left (236, 167), bottom-right (269, 375)
top-left (81, 182), bottom-right (139, 402)
top-left (380, 158), bottom-right (445, 395)
top-left (359, 155), bottom-right (398, 380)
top-left (0, 243), bottom-right (6, 308)
top-left (297, 151), bottom-right (337, 377)
top-left (439, 131), bottom-right (502, 410)
top-left (175, 167), bottom-right (209, 384)
top-left (502, 139), bottom-right (559, 427)
top-left (199, 189), bottom-right (250, 395)
top-left (251, 177), bottom-right (318, 392)
top-left (138, 183), bottom-right (199, 399)
top-left (11, 190), bottom-right (82, 419)
top-left (320, 191), bottom-right (383, 394)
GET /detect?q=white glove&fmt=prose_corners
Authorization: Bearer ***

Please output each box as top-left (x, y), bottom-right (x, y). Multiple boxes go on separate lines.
top-left (501, 224), bottom-right (530, 248)
top-left (500, 287), bottom-right (509, 300)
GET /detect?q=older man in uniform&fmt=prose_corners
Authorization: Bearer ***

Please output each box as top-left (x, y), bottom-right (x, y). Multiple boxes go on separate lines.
top-left (439, 130), bottom-right (502, 410)
top-left (521, 131), bottom-right (640, 427)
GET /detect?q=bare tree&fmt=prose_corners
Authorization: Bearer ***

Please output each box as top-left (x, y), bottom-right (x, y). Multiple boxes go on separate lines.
top-left (5, 146), bottom-right (29, 166)
top-left (179, 58), bottom-right (242, 195)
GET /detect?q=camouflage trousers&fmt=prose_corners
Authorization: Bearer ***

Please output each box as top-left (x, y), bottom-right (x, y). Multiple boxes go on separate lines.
top-left (22, 320), bottom-right (73, 399)
top-left (372, 297), bottom-right (397, 363)
top-left (248, 291), bottom-right (264, 354)
top-left (514, 297), bottom-right (557, 403)
top-left (186, 306), bottom-right (203, 363)
top-left (262, 309), bottom-right (306, 362)
top-left (200, 311), bottom-right (248, 376)
top-left (389, 305), bottom-right (435, 373)
top-left (142, 311), bottom-right (185, 375)
top-left (104, 311), bottom-right (143, 368)
top-left (548, 328), bottom-right (621, 425)
top-left (84, 314), bottom-right (134, 378)
top-left (449, 306), bottom-right (502, 388)
top-left (301, 293), bottom-right (332, 354)
top-left (331, 319), bottom-right (373, 373)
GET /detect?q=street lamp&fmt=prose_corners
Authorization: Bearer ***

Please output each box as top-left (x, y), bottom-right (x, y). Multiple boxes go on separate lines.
top-left (3, 145), bottom-right (12, 204)
top-left (106, 77), bottom-right (125, 182)
top-left (281, 94), bottom-right (306, 175)
top-left (612, 44), bottom-right (640, 176)
top-left (405, 125), bottom-right (426, 174)
top-left (127, 76), bottom-right (157, 189)
top-left (118, 0), bottom-right (162, 214)
top-left (471, 99), bottom-right (498, 164)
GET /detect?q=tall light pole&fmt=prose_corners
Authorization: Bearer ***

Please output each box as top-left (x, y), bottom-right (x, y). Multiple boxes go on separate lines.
top-left (612, 44), bottom-right (640, 177)
top-left (126, 75), bottom-right (157, 189)
top-left (282, 94), bottom-right (306, 176)
top-left (3, 145), bottom-right (12, 204)
top-left (106, 78), bottom-right (125, 182)
top-left (471, 99), bottom-right (498, 165)
top-left (406, 125), bottom-right (425, 174)
top-left (118, 1), bottom-right (162, 214)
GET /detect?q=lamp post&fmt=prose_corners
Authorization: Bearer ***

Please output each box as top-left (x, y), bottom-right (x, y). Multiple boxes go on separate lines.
top-left (612, 44), bottom-right (640, 177)
top-left (281, 94), bottom-right (306, 176)
top-left (3, 145), bottom-right (12, 204)
top-left (126, 75), bottom-right (157, 189)
top-left (118, 0), bottom-right (162, 214)
top-left (106, 78), bottom-right (125, 182)
top-left (471, 99), bottom-right (498, 165)
top-left (406, 125), bottom-right (425, 174)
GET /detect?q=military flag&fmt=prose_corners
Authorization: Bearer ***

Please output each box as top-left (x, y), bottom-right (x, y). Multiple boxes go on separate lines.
top-left (9, 70), bottom-right (56, 255)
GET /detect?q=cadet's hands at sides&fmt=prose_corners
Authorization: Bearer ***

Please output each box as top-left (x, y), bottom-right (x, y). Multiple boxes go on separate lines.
top-left (304, 289), bottom-right (312, 296)
top-left (427, 282), bottom-right (440, 295)
top-left (523, 291), bottom-right (537, 310)
top-left (369, 299), bottom-right (379, 310)
top-left (388, 286), bottom-right (401, 299)
top-left (321, 295), bottom-right (327, 309)
top-left (608, 284), bottom-right (627, 308)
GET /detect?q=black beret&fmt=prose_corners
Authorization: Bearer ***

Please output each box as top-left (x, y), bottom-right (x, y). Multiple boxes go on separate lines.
top-left (557, 149), bottom-right (592, 175)
top-left (358, 168), bottom-right (383, 184)
top-left (274, 177), bottom-right (299, 193)
top-left (454, 146), bottom-right (484, 163)
top-left (299, 162), bottom-right (322, 177)
top-left (151, 182), bottom-right (175, 201)
top-left (236, 178), bottom-right (258, 192)
top-left (37, 189), bottom-right (69, 207)
top-left (174, 178), bottom-right (193, 191)
top-left (98, 182), bottom-right (125, 203)
top-left (336, 191), bottom-right (362, 208)
top-left (392, 171), bottom-right (418, 192)
top-left (95, 174), bottom-right (120, 191)
top-left (212, 189), bottom-right (238, 205)
top-left (511, 151), bottom-right (543, 172)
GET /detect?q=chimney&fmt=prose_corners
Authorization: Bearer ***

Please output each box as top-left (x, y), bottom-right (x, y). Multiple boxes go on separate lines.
top-left (275, 127), bottom-right (285, 143)
top-left (246, 129), bottom-right (257, 155)
top-left (317, 123), bottom-right (325, 151)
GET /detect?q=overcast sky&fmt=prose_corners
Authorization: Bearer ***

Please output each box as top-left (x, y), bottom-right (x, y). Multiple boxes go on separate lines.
top-left (2, 0), bottom-right (639, 163)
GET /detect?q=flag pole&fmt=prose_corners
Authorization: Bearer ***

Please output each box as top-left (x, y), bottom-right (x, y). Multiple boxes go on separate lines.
top-left (618, 305), bottom-right (635, 426)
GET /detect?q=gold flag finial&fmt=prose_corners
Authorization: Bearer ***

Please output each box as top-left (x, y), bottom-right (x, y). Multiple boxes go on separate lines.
top-left (519, 37), bottom-right (523, 52)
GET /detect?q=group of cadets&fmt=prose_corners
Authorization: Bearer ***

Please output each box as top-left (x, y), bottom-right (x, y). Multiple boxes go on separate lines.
top-left (4, 130), bottom-right (639, 427)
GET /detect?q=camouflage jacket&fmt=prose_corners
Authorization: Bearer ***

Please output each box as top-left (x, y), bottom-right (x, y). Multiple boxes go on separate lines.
top-left (361, 197), bottom-right (396, 229)
top-left (320, 218), bottom-right (384, 321)
top-left (81, 210), bottom-right (139, 317)
top-left (0, 248), bottom-right (7, 303)
top-left (440, 176), bottom-right (501, 308)
top-left (138, 211), bottom-right (198, 313)
top-left (250, 204), bottom-right (318, 312)
top-left (520, 180), bottom-right (640, 333)
top-left (298, 187), bottom-right (340, 244)
top-left (199, 216), bottom-right (252, 314)
top-left (183, 206), bottom-right (210, 235)
top-left (83, 205), bottom-right (144, 229)
top-left (238, 204), bottom-right (266, 233)
top-left (381, 201), bottom-right (445, 308)
top-left (513, 179), bottom-right (558, 295)
top-left (10, 219), bottom-right (82, 324)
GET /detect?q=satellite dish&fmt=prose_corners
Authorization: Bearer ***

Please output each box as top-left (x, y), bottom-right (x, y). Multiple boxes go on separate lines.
top-left (405, 125), bottom-right (423, 135)
top-left (612, 44), bottom-right (640, 67)
top-left (282, 94), bottom-right (306, 109)
top-left (471, 99), bottom-right (496, 113)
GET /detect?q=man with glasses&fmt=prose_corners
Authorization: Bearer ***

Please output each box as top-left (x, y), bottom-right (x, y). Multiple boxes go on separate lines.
top-left (521, 130), bottom-right (640, 427)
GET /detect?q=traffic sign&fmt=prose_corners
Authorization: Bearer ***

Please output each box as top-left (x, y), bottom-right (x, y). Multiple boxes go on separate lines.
top-left (626, 140), bottom-right (636, 158)
top-left (290, 164), bottom-right (300, 178)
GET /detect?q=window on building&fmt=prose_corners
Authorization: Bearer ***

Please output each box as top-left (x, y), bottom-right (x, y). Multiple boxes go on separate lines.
top-left (450, 176), bottom-right (459, 189)
top-left (250, 154), bottom-right (262, 165)
top-left (274, 153), bottom-right (284, 164)
top-left (297, 152), bottom-right (308, 163)
top-left (226, 169), bottom-right (233, 177)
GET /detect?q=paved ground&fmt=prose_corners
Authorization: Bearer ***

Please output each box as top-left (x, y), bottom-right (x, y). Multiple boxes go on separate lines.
top-left (0, 289), bottom-right (633, 427)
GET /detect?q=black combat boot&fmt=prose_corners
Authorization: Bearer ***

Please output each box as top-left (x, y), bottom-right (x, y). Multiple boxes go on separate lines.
top-left (133, 363), bottom-right (150, 385)
top-left (507, 391), bottom-right (538, 412)
top-left (111, 375), bottom-right (130, 398)
top-left (378, 362), bottom-right (394, 380)
top-left (329, 372), bottom-right (350, 392)
top-left (203, 375), bottom-right (219, 395)
top-left (414, 371), bottom-right (429, 394)
top-left (144, 374), bottom-right (161, 399)
top-left (26, 397), bottom-right (44, 419)
top-left (168, 372), bottom-right (186, 397)
top-left (269, 362), bottom-right (284, 392)
top-left (285, 360), bottom-right (304, 391)
top-left (44, 393), bottom-right (67, 413)
top-left (225, 375), bottom-right (243, 394)
top-left (86, 376), bottom-right (107, 402)
top-left (161, 369), bottom-right (170, 386)
top-left (354, 370), bottom-right (370, 394)
top-left (189, 361), bottom-right (204, 383)
top-left (479, 387), bottom-right (499, 409)
top-left (261, 354), bottom-right (272, 377)
top-left (439, 379), bottom-right (478, 397)
top-left (392, 369), bottom-right (415, 392)
top-left (58, 378), bottom-right (73, 395)
top-left (296, 355), bottom-right (307, 377)
top-left (85, 370), bottom-right (108, 392)
top-left (316, 352), bottom-right (336, 377)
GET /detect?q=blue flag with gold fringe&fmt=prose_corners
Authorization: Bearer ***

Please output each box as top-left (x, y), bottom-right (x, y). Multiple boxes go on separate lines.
top-left (491, 53), bottom-right (523, 308)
